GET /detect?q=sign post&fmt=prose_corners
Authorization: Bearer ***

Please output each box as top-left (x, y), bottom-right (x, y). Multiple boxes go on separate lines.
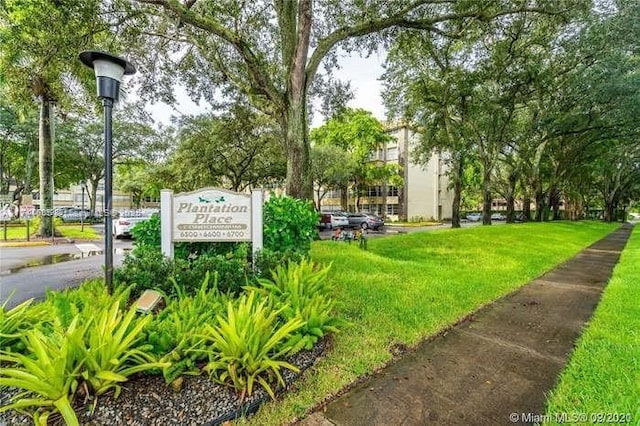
top-left (20, 204), bottom-right (35, 241)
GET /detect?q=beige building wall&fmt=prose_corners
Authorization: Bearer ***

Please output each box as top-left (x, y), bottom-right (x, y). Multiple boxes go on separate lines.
top-left (318, 124), bottom-right (454, 222)
top-left (390, 125), bottom-right (453, 221)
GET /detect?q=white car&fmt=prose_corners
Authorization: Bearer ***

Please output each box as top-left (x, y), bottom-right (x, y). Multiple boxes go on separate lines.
top-left (113, 215), bottom-right (150, 239)
top-left (328, 212), bottom-right (350, 229)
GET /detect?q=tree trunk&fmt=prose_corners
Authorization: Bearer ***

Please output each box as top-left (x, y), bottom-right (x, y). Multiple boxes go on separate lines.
top-left (89, 178), bottom-right (100, 216)
top-left (522, 194), bottom-right (531, 222)
top-left (550, 187), bottom-right (561, 220)
top-left (534, 186), bottom-right (546, 222)
top-left (340, 184), bottom-right (348, 211)
top-left (505, 171), bottom-right (517, 223)
top-left (38, 99), bottom-right (55, 237)
top-left (450, 155), bottom-right (463, 228)
top-left (482, 166), bottom-right (492, 225)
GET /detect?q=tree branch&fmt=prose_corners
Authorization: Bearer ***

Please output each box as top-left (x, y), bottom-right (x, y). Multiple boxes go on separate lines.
top-left (136, 0), bottom-right (284, 110)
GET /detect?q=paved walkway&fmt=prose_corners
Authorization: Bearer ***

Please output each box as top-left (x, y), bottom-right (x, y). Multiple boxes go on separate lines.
top-left (302, 224), bottom-right (633, 425)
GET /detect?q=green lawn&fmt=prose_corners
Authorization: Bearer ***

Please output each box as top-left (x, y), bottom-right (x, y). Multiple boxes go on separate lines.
top-left (545, 226), bottom-right (640, 424)
top-left (0, 223), bottom-right (100, 241)
top-left (242, 221), bottom-right (618, 425)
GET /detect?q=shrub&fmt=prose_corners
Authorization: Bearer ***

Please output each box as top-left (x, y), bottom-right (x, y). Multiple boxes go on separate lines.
top-left (201, 292), bottom-right (304, 400)
top-left (0, 317), bottom-right (87, 426)
top-left (143, 273), bottom-right (228, 383)
top-left (114, 247), bottom-right (176, 297)
top-left (263, 195), bottom-right (319, 257)
top-left (0, 298), bottom-right (46, 353)
top-left (130, 213), bottom-right (161, 247)
top-left (77, 301), bottom-right (168, 398)
top-left (247, 259), bottom-right (342, 350)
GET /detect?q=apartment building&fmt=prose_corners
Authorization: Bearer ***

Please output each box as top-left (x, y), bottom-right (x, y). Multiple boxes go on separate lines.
top-left (319, 124), bottom-right (453, 222)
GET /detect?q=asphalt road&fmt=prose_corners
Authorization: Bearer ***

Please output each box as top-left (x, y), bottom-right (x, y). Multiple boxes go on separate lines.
top-left (0, 238), bottom-right (133, 308)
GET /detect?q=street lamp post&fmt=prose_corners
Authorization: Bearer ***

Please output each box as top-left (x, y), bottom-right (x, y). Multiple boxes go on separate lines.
top-left (79, 51), bottom-right (135, 293)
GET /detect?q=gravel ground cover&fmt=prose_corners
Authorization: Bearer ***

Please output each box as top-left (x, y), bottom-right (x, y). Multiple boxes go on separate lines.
top-left (0, 338), bottom-right (328, 425)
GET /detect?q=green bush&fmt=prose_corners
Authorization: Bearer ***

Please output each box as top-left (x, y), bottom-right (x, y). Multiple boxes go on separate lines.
top-left (0, 318), bottom-right (87, 426)
top-left (114, 247), bottom-right (176, 297)
top-left (77, 301), bottom-right (168, 398)
top-left (263, 195), bottom-right (319, 256)
top-left (201, 291), bottom-right (304, 400)
top-left (0, 298), bottom-right (47, 353)
top-left (247, 259), bottom-right (342, 350)
top-left (131, 213), bottom-right (161, 247)
top-left (143, 273), bottom-right (228, 383)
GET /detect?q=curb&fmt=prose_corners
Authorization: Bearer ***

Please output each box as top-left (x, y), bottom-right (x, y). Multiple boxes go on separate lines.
top-left (0, 241), bottom-right (52, 247)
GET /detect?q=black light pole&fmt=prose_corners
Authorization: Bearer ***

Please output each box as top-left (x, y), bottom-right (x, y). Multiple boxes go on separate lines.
top-left (79, 51), bottom-right (135, 293)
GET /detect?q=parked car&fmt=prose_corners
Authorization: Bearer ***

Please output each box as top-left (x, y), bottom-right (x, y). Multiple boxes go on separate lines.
top-left (317, 212), bottom-right (332, 230)
top-left (54, 207), bottom-right (79, 218)
top-left (328, 212), bottom-right (350, 229)
top-left (113, 214), bottom-right (151, 239)
top-left (466, 212), bottom-right (482, 222)
top-left (491, 212), bottom-right (506, 221)
top-left (346, 212), bottom-right (384, 230)
top-left (61, 208), bottom-right (91, 222)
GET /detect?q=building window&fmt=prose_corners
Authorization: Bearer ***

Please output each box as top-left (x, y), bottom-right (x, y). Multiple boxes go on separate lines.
top-left (387, 146), bottom-right (398, 161)
top-left (326, 189), bottom-right (341, 198)
top-left (367, 186), bottom-right (383, 197)
top-left (387, 204), bottom-right (398, 215)
top-left (387, 186), bottom-right (399, 196)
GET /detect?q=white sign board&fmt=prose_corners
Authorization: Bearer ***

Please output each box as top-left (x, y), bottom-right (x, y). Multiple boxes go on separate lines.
top-left (172, 188), bottom-right (252, 242)
top-left (20, 205), bottom-right (35, 219)
top-left (160, 187), bottom-right (263, 260)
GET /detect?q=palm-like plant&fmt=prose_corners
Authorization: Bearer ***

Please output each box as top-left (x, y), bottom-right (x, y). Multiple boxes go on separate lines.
top-left (0, 318), bottom-right (87, 426)
top-left (202, 292), bottom-right (304, 400)
top-left (78, 301), bottom-right (169, 398)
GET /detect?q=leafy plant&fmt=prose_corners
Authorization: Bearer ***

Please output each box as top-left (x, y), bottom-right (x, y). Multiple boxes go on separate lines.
top-left (247, 259), bottom-right (342, 350)
top-left (130, 213), bottom-right (161, 247)
top-left (0, 298), bottom-right (46, 353)
top-left (77, 301), bottom-right (169, 398)
top-left (144, 273), bottom-right (227, 383)
top-left (0, 318), bottom-right (87, 426)
top-left (43, 279), bottom-right (131, 328)
top-left (114, 247), bottom-right (176, 297)
top-left (263, 195), bottom-right (319, 256)
top-left (201, 292), bottom-right (304, 400)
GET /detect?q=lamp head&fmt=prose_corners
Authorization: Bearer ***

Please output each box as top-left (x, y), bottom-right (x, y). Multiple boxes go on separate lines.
top-left (79, 51), bottom-right (136, 101)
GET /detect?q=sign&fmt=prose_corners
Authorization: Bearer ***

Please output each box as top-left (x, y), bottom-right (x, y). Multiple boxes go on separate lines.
top-left (20, 205), bottom-right (35, 219)
top-left (171, 188), bottom-right (252, 242)
top-left (160, 187), bottom-right (263, 260)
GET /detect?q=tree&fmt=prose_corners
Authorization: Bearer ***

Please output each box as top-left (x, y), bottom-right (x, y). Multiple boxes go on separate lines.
top-left (0, 103), bottom-right (38, 198)
top-left (166, 104), bottom-right (286, 192)
top-left (56, 105), bottom-right (164, 215)
top-left (310, 144), bottom-right (352, 210)
top-left (383, 27), bottom-right (474, 228)
top-left (311, 108), bottom-right (396, 211)
top-left (123, 0), bottom-right (571, 200)
top-left (0, 0), bottom-right (131, 235)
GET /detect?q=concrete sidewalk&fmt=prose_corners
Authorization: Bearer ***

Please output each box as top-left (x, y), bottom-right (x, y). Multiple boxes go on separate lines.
top-left (302, 224), bottom-right (632, 425)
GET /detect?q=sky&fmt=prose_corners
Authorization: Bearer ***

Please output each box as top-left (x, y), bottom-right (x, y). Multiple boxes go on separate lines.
top-left (144, 51), bottom-right (387, 129)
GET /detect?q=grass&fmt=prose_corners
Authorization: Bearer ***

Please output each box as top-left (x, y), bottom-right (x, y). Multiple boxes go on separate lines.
top-left (56, 224), bottom-right (101, 240)
top-left (241, 221), bottom-right (618, 425)
top-left (0, 223), bottom-right (100, 241)
top-left (387, 221), bottom-right (441, 227)
top-left (544, 226), bottom-right (640, 424)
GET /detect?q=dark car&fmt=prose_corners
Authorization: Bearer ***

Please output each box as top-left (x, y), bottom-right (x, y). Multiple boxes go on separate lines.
top-left (317, 213), bottom-right (332, 230)
top-left (346, 212), bottom-right (384, 230)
